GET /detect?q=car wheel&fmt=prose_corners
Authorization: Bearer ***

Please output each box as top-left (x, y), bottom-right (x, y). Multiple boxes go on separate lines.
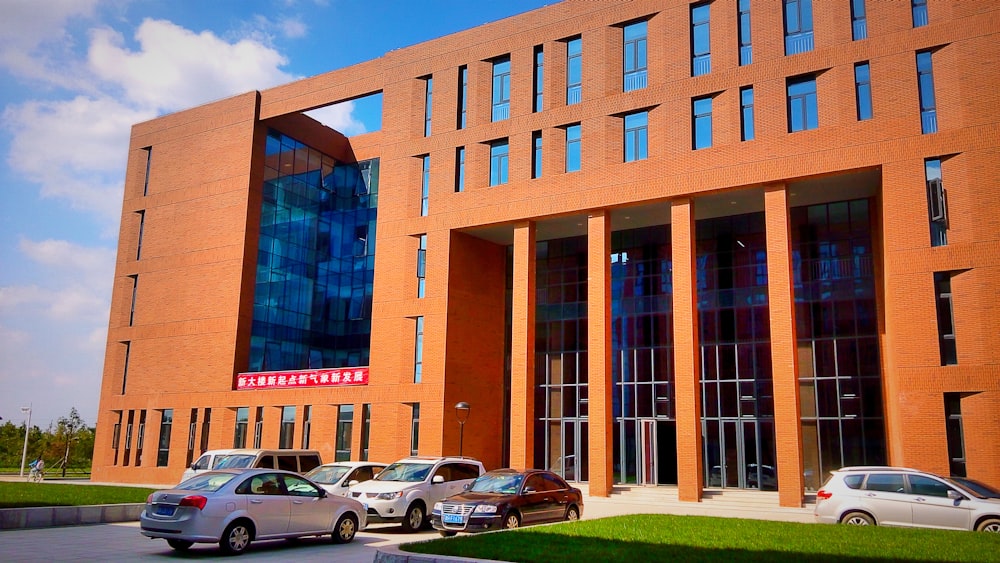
top-left (439, 530), bottom-right (457, 537)
top-left (401, 502), bottom-right (425, 533)
top-left (166, 539), bottom-right (193, 551)
top-left (841, 511), bottom-right (875, 526)
top-left (503, 511), bottom-right (521, 529)
top-left (332, 513), bottom-right (358, 544)
top-left (565, 506), bottom-right (580, 521)
top-left (976, 518), bottom-right (1000, 533)
top-left (219, 520), bottom-right (253, 555)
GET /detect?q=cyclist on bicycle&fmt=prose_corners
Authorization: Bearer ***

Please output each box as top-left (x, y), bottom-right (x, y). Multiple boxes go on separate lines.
top-left (28, 456), bottom-right (45, 481)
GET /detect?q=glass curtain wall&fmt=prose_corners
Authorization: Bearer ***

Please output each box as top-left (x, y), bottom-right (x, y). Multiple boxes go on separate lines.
top-left (697, 213), bottom-right (777, 490)
top-left (793, 199), bottom-right (884, 491)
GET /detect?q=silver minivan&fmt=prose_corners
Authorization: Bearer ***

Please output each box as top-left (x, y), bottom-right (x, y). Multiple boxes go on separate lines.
top-left (180, 449), bottom-right (322, 483)
top-left (815, 466), bottom-right (1000, 532)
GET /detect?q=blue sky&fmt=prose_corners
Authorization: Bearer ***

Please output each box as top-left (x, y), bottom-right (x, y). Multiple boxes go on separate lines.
top-left (0, 0), bottom-right (551, 429)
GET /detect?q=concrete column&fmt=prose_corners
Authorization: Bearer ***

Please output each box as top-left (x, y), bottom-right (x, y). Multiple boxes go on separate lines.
top-left (587, 211), bottom-right (613, 497)
top-left (764, 185), bottom-right (805, 507)
top-left (672, 198), bottom-right (703, 502)
top-left (509, 221), bottom-right (536, 469)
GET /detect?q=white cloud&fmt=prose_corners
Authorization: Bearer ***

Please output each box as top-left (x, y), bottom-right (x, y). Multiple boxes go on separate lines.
top-left (279, 18), bottom-right (308, 39)
top-left (305, 101), bottom-right (367, 136)
top-left (0, 0), bottom-right (101, 88)
top-left (18, 238), bottom-right (116, 288)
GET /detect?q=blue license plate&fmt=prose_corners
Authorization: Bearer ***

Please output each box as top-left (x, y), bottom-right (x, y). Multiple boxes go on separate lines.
top-left (442, 514), bottom-right (464, 524)
top-left (154, 505), bottom-right (175, 516)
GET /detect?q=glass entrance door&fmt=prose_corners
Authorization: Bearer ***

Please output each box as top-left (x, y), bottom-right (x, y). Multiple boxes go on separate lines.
top-left (639, 419), bottom-right (657, 485)
top-left (703, 418), bottom-right (776, 490)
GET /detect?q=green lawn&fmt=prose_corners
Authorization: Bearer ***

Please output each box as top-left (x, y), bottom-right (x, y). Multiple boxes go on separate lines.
top-left (403, 514), bottom-right (999, 562)
top-left (0, 482), bottom-right (156, 509)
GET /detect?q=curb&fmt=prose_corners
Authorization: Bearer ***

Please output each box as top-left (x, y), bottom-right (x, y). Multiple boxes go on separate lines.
top-left (0, 504), bottom-right (144, 530)
top-left (374, 543), bottom-right (499, 563)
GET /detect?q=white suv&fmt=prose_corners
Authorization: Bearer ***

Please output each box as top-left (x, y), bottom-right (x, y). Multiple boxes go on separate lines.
top-left (347, 456), bottom-right (485, 532)
top-left (815, 466), bottom-right (1000, 532)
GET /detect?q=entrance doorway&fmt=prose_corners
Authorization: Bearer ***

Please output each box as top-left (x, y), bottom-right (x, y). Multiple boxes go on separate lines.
top-left (618, 418), bottom-right (677, 485)
top-left (703, 418), bottom-right (776, 490)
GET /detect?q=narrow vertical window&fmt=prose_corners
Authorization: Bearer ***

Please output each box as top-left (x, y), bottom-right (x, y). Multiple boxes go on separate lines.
top-left (458, 66), bottom-right (468, 129)
top-left (916, 51), bottom-right (937, 134)
top-left (492, 57), bottom-right (511, 121)
top-left (490, 139), bottom-right (509, 186)
top-left (934, 272), bottom-right (956, 365)
top-left (279, 406), bottom-right (295, 449)
top-left (121, 341), bottom-right (130, 394)
top-left (253, 406), bottom-right (263, 448)
top-left (532, 131), bottom-right (543, 179)
top-left (124, 411), bottom-right (133, 466)
top-left (423, 76), bottom-right (433, 137)
top-left (566, 37), bottom-right (582, 105)
top-left (409, 403), bottom-right (420, 456)
top-left (787, 76), bottom-right (818, 132)
top-left (784, 0), bottom-right (814, 55)
top-left (129, 275), bottom-right (138, 326)
top-left (142, 146), bottom-right (151, 196)
top-left (533, 46), bottom-right (544, 112)
top-left (912, 0), bottom-right (928, 28)
top-left (200, 408), bottom-right (211, 454)
top-left (855, 62), bottom-right (872, 120)
top-left (420, 155), bottom-right (430, 216)
top-left (851, 0), bottom-right (867, 40)
top-left (136, 210), bottom-right (145, 260)
top-left (565, 124), bottom-right (581, 172)
top-left (360, 404), bottom-right (371, 461)
top-left (455, 147), bottom-right (465, 192)
top-left (691, 3), bottom-right (711, 76)
top-left (112, 412), bottom-right (122, 464)
top-left (738, 0), bottom-right (752, 65)
top-left (301, 405), bottom-right (311, 449)
top-left (417, 234), bottom-right (427, 298)
top-left (624, 21), bottom-right (648, 91)
top-left (164, 411), bottom-right (173, 465)
top-left (414, 316), bottom-right (424, 383)
top-left (234, 407), bottom-right (249, 448)
top-left (926, 158), bottom-right (948, 247)
top-left (693, 97), bottom-right (713, 149)
top-left (624, 111), bottom-right (648, 162)
top-left (186, 409), bottom-right (197, 467)
top-left (740, 86), bottom-right (755, 141)
top-left (135, 410), bottom-right (146, 466)
top-left (944, 393), bottom-right (966, 477)
top-left (336, 405), bottom-right (354, 461)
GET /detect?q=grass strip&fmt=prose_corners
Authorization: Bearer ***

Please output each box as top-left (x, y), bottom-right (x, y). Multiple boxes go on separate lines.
top-left (0, 482), bottom-right (156, 509)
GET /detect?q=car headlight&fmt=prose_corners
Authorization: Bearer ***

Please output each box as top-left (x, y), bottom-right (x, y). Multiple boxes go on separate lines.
top-left (375, 491), bottom-right (404, 500)
top-left (433, 502), bottom-right (443, 512)
top-left (474, 504), bottom-right (498, 514)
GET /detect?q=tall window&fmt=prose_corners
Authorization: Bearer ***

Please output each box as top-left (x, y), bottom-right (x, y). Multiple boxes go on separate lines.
top-left (855, 62), bottom-right (872, 121)
top-left (129, 275), bottom-right (138, 326)
top-left (693, 97), bottom-right (713, 149)
top-left (691, 3), bottom-right (711, 76)
top-left (934, 272), bottom-right (957, 365)
top-left (414, 316), bottom-right (424, 383)
top-left (121, 342), bottom-right (130, 394)
top-left (532, 131), bottom-right (543, 178)
top-left (409, 403), bottom-right (420, 456)
top-left (301, 405), bottom-right (311, 448)
top-left (420, 155), bottom-right (430, 216)
top-left (490, 139), bottom-right (509, 186)
top-left (623, 21), bottom-right (648, 91)
top-left (916, 51), bottom-right (937, 134)
top-left (926, 158), bottom-right (947, 247)
top-left (741, 86), bottom-right (755, 141)
top-left (533, 46), bottom-right (544, 112)
top-left (624, 111), bottom-right (648, 162)
top-left (186, 409), bottom-right (197, 467)
top-left (360, 404), bottom-right (371, 461)
top-left (156, 409), bottom-right (172, 467)
top-left (492, 57), bottom-right (511, 121)
top-left (458, 66), bottom-right (468, 129)
top-left (566, 37), bottom-right (582, 105)
top-left (200, 408), bottom-right (211, 454)
top-left (784, 0), bottom-right (814, 55)
top-left (787, 76), bottom-right (818, 132)
top-left (417, 234), bottom-right (427, 298)
top-left (422, 77), bottom-right (433, 137)
top-left (335, 405), bottom-right (354, 461)
top-left (738, 0), bottom-right (752, 65)
top-left (135, 410), bottom-right (146, 466)
top-left (142, 146), bottom-right (152, 196)
top-left (234, 407), bottom-right (248, 448)
top-left (945, 393), bottom-right (966, 477)
top-left (565, 124), bottom-right (581, 172)
top-left (851, 0), bottom-right (867, 40)
top-left (253, 407), bottom-right (263, 448)
top-left (912, 0), bottom-right (928, 28)
top-left (455, 147), bottom-right (465, 192)
top-left (279, 406), bottom-right (295, 449)
top-left (136, 210), bottom-right (145, 260)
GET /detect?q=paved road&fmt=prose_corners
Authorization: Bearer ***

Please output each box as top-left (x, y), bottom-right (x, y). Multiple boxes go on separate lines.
top-left (0, 521), bottom-right (439, 562)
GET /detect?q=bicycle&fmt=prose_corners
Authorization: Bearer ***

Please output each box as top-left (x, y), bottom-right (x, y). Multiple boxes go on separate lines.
top-left (28, 467), bottom-right (44, 483)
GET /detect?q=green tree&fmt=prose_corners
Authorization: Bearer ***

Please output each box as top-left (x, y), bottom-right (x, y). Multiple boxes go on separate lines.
top-left (50, 408), bottom-right (86, 477)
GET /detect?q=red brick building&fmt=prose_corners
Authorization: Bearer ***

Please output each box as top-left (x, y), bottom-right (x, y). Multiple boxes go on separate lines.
top-left (93, 0), bottom-right (1000, 507)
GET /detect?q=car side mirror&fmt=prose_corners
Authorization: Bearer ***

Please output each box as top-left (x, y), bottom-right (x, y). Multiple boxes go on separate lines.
top-left (432, 475), bottom-right (445, 484)
top-left (523, 486), bottom-right (536, 494)
top-left (347, 480), bottom-right (359, 487)
top-left (463, 483), bottom-right (471, 490)
top-left (947, 489), bottom-right (964, 501)
top-left (319, 489), bottom-right (327, 498)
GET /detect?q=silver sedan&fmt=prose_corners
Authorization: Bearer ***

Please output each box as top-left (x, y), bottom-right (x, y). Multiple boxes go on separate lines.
top-left (139, 468), bottom-right (367, 555)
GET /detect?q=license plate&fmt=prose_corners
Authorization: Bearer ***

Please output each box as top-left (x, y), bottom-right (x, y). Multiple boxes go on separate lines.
top-left (442, 514), bottom-right (464, 524)
top-left (154, 505), bottom-right (175, 517)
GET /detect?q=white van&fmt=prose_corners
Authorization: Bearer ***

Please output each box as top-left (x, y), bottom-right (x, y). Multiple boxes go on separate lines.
top-left (180, 449), bottom-right (323, 483)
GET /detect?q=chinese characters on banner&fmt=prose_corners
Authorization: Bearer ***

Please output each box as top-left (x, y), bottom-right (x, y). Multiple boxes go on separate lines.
top-left (236, 367), bottom-right (369, 390)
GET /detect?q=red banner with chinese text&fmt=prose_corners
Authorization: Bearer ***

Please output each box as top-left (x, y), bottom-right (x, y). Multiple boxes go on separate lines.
top-left (236, 367), bottom-right (369, 390)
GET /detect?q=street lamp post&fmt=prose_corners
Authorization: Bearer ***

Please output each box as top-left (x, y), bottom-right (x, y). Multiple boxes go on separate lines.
top-left (19, 404), bottom-right (32, 477)
top-left (454, 402), bottom-right (471, 458)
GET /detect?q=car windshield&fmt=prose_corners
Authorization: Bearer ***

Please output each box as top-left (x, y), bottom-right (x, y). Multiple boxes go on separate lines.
top-left (212, 454), bottom-right (257, 469)
top-left (176, 472), bottom-right (237, 492)
top-left (470, 473), bottom-right (524, 494)
top-left (375, 462), bottom-right (433, 482)
top-left (305, 466), bottom-right (351, 483)
top-left (946, 477), bottom-right (997, 500)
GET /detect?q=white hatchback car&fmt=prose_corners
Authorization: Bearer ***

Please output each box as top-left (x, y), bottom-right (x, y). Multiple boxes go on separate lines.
top-left (815, 466), bottom-right (1000, 532)
top-left (347, 456), bottom-right (485, 532)
top-left (304, 461), bottom-right (387, 496)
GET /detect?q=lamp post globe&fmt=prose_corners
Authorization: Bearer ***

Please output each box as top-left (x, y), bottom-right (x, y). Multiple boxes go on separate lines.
top-left (454, 402), bottom-right (471, 458)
